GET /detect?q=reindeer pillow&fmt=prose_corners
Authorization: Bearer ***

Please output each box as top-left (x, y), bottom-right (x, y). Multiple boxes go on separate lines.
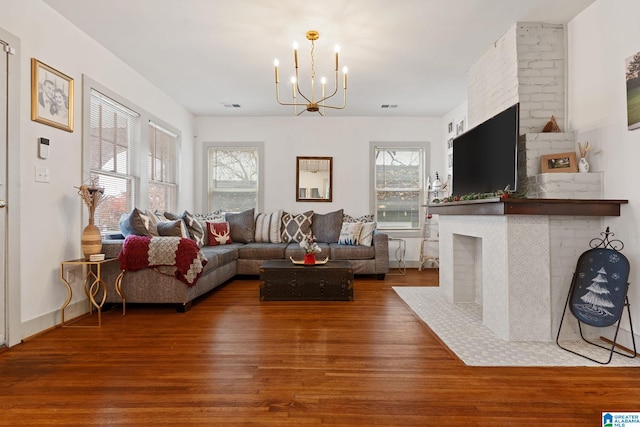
top-left (206, 221), bottom-right (233, 246)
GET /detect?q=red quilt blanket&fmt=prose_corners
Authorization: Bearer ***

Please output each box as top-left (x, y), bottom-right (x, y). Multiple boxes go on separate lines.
top-left (118, 235), bottom-right (207, 286)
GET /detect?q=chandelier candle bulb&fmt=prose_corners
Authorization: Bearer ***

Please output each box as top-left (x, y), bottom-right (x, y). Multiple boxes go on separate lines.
top-left (334, 45), bottom-right (339, 70)
top-left (343, 67), bottom-right (348, 89)
top-left (274, 59), bottom-right (279, 83)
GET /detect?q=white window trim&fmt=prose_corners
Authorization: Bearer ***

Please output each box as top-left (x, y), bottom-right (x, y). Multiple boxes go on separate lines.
top-left (201, 141), bottom-right (265, 213)
top-left (370, 141), bottom-right (431, 238)
top-left (82, 75), bottom-right (182, 225)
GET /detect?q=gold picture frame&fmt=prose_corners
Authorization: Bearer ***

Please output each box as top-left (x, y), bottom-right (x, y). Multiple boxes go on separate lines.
top-left (540, 152), bottom-right (578, 173)
top-left (31, 58), bottom-right (74, 132)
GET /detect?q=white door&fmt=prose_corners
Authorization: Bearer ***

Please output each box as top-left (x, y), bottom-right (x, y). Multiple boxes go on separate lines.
top-left (0, 38), bottom-right (9, 346)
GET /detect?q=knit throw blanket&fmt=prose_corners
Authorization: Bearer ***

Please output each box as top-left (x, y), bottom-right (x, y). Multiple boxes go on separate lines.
top-left (118, 235), bottom-right (207, 286)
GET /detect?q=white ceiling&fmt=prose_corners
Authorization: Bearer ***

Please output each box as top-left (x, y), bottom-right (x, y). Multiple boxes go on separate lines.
top-left (43, 0), bottom-right (596, 117)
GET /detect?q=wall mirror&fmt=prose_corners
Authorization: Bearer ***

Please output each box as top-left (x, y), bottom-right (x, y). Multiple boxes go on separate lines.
top-left (296, 156), bottom-right (332, 202)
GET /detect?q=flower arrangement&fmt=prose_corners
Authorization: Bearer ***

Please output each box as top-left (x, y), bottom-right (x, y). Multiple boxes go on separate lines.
top-left (299, 231), bottom-right (321, 254)
top-left (76, 179), bottom-right (105, 224)
top-left (578, 141), bottom-right (591, 159)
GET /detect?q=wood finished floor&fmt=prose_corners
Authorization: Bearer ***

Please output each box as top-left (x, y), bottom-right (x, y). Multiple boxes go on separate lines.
top-left (1, 269), bottom-right (638, 426)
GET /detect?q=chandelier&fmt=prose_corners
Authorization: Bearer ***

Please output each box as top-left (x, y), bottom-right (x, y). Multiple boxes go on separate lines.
top-left (274, 30), bottom-right (347, 115)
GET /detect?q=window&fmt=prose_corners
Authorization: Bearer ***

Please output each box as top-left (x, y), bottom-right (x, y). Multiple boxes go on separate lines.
top-left (373, 145), bottom-right (426, 231)
top-left (83, 78), bottom-right (182, 235)
top-left (89, 89), bottom-right (140, 234)
top-left (148, 121), bottom-right (178, 213)
top-left (205, 144), bottom-right (262, 213)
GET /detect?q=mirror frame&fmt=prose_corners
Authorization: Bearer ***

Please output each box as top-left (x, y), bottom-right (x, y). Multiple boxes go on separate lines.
top-left (296, 156), bottom-right (333, 202)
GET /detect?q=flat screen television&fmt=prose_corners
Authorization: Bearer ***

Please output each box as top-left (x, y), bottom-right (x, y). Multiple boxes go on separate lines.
top-left (452, 103), bottom-right (519, 196)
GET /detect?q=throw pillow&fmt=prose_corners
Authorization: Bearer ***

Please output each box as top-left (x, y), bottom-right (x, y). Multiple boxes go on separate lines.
top-left (194, 210), bottom-right (225, 221)
top-left (343, 213), bottom-right (375, 223)
top-left (145, 210), bottom-right (161, 236)
top-left (254, 210), bottom-right (283, 243)
top-left (281, 211), bottom-right (314, 243)
top-left (358, 222), bottom-right (377, 246)
top-left (225, 208), bottom-right (255, 243)
top-left (119, 208), bottom-right (152, 236)
top-left (338, 222), bottom-right (363, 245)
top-left (206, 221), bottom-right (233, 246)
top-left (311, 209), bottom-right (344, 243)
top-left (157, 219), bottom-right (189, 237)
top-left (163, 211), bottom-right (181, 221)
top-left (182, 210), bottom-right (206, 247)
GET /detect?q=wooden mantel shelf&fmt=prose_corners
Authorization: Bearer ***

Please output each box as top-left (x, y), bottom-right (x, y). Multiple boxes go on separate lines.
top-left (426, 198), bottom-right (628, 216)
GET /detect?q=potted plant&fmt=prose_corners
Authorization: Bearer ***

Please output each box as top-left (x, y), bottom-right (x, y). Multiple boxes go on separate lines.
top-left (299, 231), bottom-right (321, 264)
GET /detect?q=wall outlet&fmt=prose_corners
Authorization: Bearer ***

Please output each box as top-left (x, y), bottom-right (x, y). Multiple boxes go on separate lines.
top-left (64, 267), bottom-right (77, 283)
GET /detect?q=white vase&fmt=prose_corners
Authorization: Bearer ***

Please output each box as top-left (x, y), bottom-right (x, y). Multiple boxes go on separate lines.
top-left (578, 157), bottom-right (590, 173)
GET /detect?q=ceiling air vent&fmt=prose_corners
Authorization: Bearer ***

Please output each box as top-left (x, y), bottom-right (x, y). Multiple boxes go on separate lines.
top-left (381, 104), bottom-right (398, 109)
top-left (222, 103), bottom-right (242, 108)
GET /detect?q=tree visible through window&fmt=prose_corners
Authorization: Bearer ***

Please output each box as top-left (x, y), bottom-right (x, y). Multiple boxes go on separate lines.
top-left (207, 147), bottom-right (259, 212)
top-left (374, 147), bottom-right (424, 230)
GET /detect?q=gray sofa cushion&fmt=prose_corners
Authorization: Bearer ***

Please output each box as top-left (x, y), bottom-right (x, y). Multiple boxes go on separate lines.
top-left (201, 244), bottom-right (240, 267)
top-left (285, 242), bottom-right (330, 260)
top-left (311, 209), bottom-right (343, 243)
top-left (238, 242), bottom-right (287, 259)
top-left (226, 208), bottom-right (255, 243)
top-left (330, 242), bottom-right (376, 260)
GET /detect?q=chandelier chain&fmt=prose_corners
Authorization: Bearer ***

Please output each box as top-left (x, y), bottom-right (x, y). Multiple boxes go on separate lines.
top-left (310, 40), bottom-right (315, 80)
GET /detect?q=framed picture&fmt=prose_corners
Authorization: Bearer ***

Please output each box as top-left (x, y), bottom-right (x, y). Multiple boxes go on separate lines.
top-left (31, 58), bottom-right (74, 132)
top-left (625, 51), bottom-right (640, 131)
top-left (456, 119), bottom-right (465, 136)
top-left (540, 152), bottom-right (578, 173)
top-left (447, 121), bottom-right (453, 134)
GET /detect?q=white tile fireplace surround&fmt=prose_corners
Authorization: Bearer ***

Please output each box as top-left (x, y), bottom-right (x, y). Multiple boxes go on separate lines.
top-left (431, 198), bottom-right (627, 342)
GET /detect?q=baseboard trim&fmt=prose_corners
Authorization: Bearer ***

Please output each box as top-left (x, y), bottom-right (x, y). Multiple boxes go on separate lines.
top-left (20, 300), bottom-right (90, 342)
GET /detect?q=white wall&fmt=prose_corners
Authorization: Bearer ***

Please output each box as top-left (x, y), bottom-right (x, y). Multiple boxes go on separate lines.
top-left (567, 0), bottom-right (640, 336)
top-left (195, 116), bottom-right (443, 263)
top-left (0, 0), bottom-right (195, 339)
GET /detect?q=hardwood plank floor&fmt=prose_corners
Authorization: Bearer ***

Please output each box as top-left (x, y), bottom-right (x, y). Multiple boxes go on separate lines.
top-left (1, 269), bottom-right (638, 426)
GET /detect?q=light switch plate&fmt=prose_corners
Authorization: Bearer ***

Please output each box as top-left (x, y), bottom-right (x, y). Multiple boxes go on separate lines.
top-left (35, 166), bottom-right (50, 183)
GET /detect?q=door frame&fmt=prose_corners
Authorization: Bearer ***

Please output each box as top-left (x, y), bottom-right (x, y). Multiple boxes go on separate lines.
top-left (1, 27), bottom-right (22, 348)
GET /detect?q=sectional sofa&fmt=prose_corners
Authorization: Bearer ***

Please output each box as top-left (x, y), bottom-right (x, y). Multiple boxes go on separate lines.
top-left (99, 208), bottom-right (389, 311)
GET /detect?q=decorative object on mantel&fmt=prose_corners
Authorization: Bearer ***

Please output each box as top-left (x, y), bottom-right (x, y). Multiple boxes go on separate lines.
top-left (274, 30), bottom-right (348, 115)
top-left (542, 115), bottom-right (561, 132)
top-left (77, 179), bottom-right (105, 259)
top-left (577, 142), bottom-right (591, 173)
top-left (432, 185), bottom-right (528, 204)
top-left (540, 152), bottom-right (578, 173)
top-left (299, 231), bottom-right (322, 264)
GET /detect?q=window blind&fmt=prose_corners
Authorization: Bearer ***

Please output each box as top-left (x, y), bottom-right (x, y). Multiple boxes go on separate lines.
top-left (89, 89), bottom-right (140, 234)
top-left (148, 120), bottom-right (178, 213)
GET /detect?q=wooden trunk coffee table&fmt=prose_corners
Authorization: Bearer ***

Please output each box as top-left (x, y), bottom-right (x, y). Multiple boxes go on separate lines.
top-left (259, 260), bottom-right (354, 301)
